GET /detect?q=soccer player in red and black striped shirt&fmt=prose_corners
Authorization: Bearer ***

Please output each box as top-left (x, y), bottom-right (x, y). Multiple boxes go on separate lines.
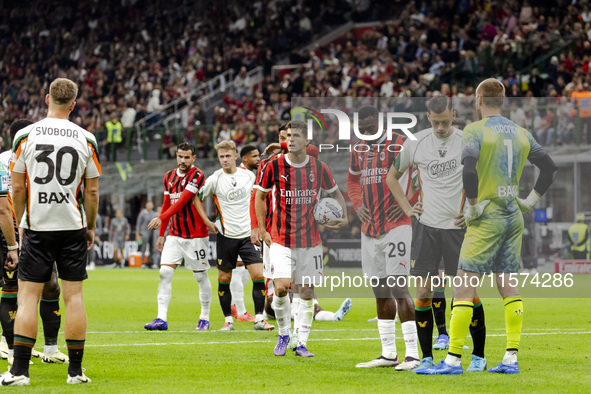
top-left (250, 125), bottom-right (288, 318)
top-left (144, 143), bottom-right (212, 331)
top-left (254, 120), bottom-right (348, 357)
top-left (346, 106), bottom-right (420, 369)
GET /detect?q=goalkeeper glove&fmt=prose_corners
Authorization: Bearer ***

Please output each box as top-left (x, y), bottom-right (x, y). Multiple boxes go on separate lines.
top-left (464, 200), bottom-right (490, 223)
top-left (516, 190), bottom-right (541, 213)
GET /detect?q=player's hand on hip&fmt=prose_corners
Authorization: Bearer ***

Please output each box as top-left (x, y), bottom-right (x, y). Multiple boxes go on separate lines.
top-left (454, 211), bottom-right (466, 228)
top-left (5, 250), bottom-right (18, 270)
top-left (403, 202), bottom-right (423, 221)
top-left (157, 236), bottom-right (165, 252)
top-left (356, 205), bottom-right (371, 223)
top-left (86, 229), bottom-right (95, 251)
top-left (516, 190), bottom-right (541, 213)
top-left (325, 217), bottom-right (348, 232)
top-left (205, 220), bottom-right (219, 234)
top-left (148, 217), bottom-right (162, 230)
top-left (464, 200), bottom-right (490, 223)
top-left (251, 228), bottom-right (262, 247)
top-left (386, 203), bottom-right (404, 221)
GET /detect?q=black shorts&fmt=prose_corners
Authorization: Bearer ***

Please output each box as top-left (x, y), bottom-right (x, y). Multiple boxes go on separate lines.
top-left (216, 233), bottom-right (262, 271)
top-left (0, 225), bottom-right (19, 287)
top-left (410, 221), bottom-right (465, 277)
top-left (19, 228), bottom-right (88, 283)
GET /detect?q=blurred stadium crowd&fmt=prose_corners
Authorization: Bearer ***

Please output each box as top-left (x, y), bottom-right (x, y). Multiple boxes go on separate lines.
top-left (1, 0), bottom-right (590, 154)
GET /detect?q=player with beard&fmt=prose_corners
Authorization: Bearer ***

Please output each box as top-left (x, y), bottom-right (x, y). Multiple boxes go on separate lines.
top-left (144, 143), bottom-right (212, 332)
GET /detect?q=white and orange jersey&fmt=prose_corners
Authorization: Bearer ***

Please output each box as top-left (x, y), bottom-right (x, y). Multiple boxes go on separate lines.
top-left (10, 118), bottom-right (102, 231)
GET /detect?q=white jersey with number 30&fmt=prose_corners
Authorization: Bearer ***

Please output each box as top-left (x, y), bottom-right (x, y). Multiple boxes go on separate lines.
top-left (10, 118), bottom-right (102, 231)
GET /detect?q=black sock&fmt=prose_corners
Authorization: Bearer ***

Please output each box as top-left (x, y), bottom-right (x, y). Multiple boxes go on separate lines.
top-left (252, 279), bottom-right (265, 315)
top-left (0, 295), bottom-right (17, 349)
top-left (11, 335), bottom-right (35, 377)
top-left (66, 339), bottom-right (85, 376)
top-left (415, 303), bottom-right (434, 359)
top-left (433, 289), bottom-right (447, 336)
top-left (470, 300), bottom-right (486, 358)
top-left (40, 299), bottom-right (61, 347)
top-left (218, 281), bottom-right (232, 317)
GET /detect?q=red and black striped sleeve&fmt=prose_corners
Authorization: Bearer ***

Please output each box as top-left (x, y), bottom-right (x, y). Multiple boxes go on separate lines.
top-left (320, 161), bottom-right (338, 193)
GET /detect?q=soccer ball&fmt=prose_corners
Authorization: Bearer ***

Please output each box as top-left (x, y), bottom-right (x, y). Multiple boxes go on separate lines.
top-left (313, 198), bottom-right (343, 225)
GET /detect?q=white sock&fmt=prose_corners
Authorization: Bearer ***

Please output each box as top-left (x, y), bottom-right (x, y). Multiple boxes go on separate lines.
top-left (225, 316), bottom-right (233, 324)
top-left (157, 266), bottom-right (175, 321)
top-left (502, 351), bottom-right (518, 364)
top-left (193, 271), bottom-right (212, 321)
top-left (315, 310), bottom-right (335, 321)
top-left (291, 295), bottom-right (300, 321)
top-left (255, 313), bottom-right (264, 323)
top-left (1, 336), bottom-right (6, 345)
top-left (377, 319), bottom-right (397, 359)
top-left (44, 344), bottom-right (58, 355)
top-left (272, 295), bottom-right (291, 335)
top-left (297, 299), bottom-right (314, 347)
top-left (231, 267), bottom-right (247, 316)
top-left (401, 320), bottom-right (419, 360)
top-left (445, 353), bottom-right (462, 366)
top-left (241, 266), bottom-right (250, 286)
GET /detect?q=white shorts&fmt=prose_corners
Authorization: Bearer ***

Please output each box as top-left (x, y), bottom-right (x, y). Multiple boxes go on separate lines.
top-left (161, 236), bottom-right (210, 271)
top-left (269, 243), bottom-right (323, 285)
top-left (262, 242), bottom-right (271, 278)
top-left (361, 225), bottom-right (411, 278)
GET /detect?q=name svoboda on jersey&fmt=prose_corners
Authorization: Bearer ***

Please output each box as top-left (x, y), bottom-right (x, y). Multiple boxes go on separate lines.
top-left (305, 110), bottom-right (418, 153)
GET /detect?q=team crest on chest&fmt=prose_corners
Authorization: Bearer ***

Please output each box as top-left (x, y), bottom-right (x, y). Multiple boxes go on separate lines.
top-left (309, 172), bottom-right (315, 182)
top-left (231, 177), bottom-right (237, 187)
top-left (438, 143), bottom-right (448, 158)
top-left (181, 178), bottom-right (186, 186)
top-left (379, 151), bottom-right (386, 161)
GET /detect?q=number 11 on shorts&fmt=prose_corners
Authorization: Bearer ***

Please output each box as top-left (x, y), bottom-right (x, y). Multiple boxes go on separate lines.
top-left (314, 255), bottom-right (322, 270)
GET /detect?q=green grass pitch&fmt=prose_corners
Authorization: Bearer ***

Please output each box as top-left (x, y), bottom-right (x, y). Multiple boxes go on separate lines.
top-left (15, 268), bottom-right (591, 392)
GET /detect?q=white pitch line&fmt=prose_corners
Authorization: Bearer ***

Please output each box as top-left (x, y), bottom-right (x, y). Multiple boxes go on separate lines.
top-left (85, 331), bottom-right (591, 347)
top-left (83, 327), bottom-right (590, 334)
